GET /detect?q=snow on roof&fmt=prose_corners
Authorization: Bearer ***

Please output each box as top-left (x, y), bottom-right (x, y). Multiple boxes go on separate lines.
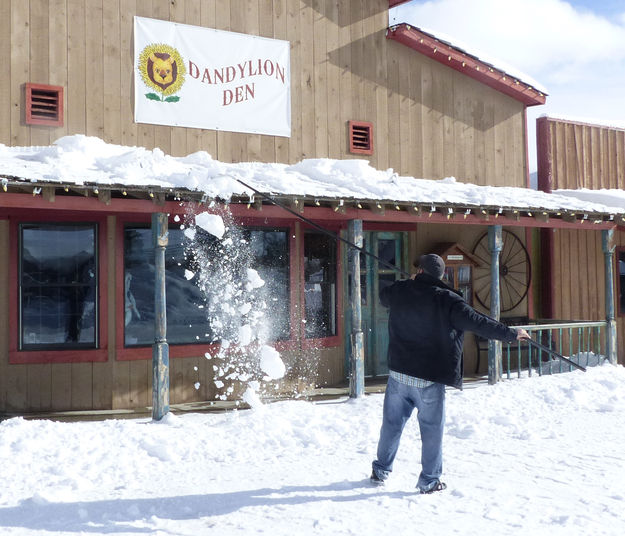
top-left (402, 24), bottom-right (548, 96)
top-left (0, 135), bottom-right (622, 216)
top-left (553, 188), bottom-right (625, 211)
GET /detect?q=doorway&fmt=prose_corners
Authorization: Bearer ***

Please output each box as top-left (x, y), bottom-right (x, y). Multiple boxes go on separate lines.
top-left (359, 231), bottom-right (407, 377)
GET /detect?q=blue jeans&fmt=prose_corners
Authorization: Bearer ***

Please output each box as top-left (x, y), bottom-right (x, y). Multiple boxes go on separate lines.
top-left (372, 377), bottom-right (446, 491)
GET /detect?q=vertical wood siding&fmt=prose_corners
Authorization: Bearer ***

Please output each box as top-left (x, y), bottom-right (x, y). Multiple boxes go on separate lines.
top-left (0, 0), bottom-right (528, 186)
top-left (0, 0), bottom-right (532, 411)
top-left (537, 117), bottom-right (624, 364)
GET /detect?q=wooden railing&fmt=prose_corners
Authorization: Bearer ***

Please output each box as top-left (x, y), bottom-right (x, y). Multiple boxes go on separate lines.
top-left (502, 321), bottom-right (608, 379)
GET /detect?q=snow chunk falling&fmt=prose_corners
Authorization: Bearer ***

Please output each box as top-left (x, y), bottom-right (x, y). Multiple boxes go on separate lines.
top-left (246, 268), bottom-right (265, 290)
top-left (242, 386), bottom-right (264, 410)
top-left (238, 324), bottom-right (252, 346)
top-left (195, 212), bottom-right (225, 239)
top-left (259, 345), bottom-right (286, 380)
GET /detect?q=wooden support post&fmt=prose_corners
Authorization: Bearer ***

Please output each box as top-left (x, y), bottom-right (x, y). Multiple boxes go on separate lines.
top-left (488, 225), bottom-right (503, 384)
top-left (152, 212), bottom-right (170, 420)
top-left (602, 229), bottom-right (618, 365)
top-left (348, 219), bottom-right (365, 398)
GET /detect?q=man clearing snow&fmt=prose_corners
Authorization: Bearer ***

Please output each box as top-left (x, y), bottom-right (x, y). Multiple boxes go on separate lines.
top-left (371, 253), bottom-right (530, 493)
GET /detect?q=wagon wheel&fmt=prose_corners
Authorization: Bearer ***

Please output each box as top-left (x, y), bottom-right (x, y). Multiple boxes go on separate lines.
top-left (471, 230), bottom-right (531, 313)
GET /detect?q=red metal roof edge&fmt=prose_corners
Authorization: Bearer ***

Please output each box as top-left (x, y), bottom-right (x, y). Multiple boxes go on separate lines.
top-left (389, 0), bottom-right (411, 7)
top-left (386, 23), bottom-right (546, 107)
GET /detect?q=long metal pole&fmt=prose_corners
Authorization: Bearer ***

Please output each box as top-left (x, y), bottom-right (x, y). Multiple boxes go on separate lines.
top-left (602, 229), bottom-right (618, 365)
top-left (152, 213), bottom-right (170, 420)
top-left (233, 177), bottom-right (412, 278)
top-left (525, 338), bottom-right (586, 372)
top-left (488, 225), bottom-right (503, 384)
top-left (348, 220), bottom-right (365, 398)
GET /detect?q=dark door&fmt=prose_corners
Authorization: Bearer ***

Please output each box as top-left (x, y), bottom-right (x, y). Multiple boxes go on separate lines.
top-left (360, 232), bottom-right (405, 377)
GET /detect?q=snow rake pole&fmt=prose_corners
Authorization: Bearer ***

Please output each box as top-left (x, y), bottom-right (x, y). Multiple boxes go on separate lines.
top-left (524, 338), bottom-right (586, 372)
top-left (232, 178), bottom-right (413, 278)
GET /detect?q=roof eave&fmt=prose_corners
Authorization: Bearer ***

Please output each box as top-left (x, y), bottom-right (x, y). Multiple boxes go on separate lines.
top-left (386, 24), bottom-right (546, 107)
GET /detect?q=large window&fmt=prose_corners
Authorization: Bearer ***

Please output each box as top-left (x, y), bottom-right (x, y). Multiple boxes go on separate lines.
top-left (19, 223), bottom-right (98, 350)
top-left (241, 228), bottom-right (290, 341)
top-left (304, 231), bottom-right (337, 338)
top-left (124, 225), bottom-right (290, 346)
top-left (124, 226), bottom-right (208, 346)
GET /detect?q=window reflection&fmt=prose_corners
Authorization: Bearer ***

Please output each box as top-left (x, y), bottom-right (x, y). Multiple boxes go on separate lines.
top-left (242, 229), bottom-right (290, 340)
top-left (304, 232), bottom-right (337, 338)
top-left (124, 227), bottom-right (209, 346)
top-left (124, 225), bottom-right (290, 346)
top-left (20, 224), bottom-right (97, 349)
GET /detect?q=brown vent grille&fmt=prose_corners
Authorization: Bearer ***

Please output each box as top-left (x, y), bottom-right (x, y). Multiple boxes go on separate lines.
top-left (349, 121), bottom-right (373, 155)
top-left (25, 83), bottom-right (64, 126)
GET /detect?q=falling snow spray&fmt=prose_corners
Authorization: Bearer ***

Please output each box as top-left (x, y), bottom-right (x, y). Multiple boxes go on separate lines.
top-left (180, 204), bottom-right (289, 408)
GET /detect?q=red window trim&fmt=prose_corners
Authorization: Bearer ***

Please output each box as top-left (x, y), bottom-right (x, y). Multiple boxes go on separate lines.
top-left (617, 246), bottom-right (625, 318)
top-left (8, 215), bottom-right (108, 364)
top-left (116, 212), bottom-right (300, 360)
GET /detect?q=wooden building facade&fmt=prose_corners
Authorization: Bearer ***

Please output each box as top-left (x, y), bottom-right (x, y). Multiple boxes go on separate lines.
top-left (1, 0), bottom-right (537, 185)
top-left (537, 116), bottom-right (625, 367)
top-left (2, 1), bottom-right (615, 416)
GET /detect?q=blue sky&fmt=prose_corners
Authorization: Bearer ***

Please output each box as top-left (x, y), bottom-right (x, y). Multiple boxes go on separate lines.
top-left (569, 0), bottom-right (625, 17)
top-left (390, 0), bottom-right (625, 174)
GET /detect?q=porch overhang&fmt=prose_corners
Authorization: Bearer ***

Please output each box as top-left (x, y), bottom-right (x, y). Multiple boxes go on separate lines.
top-left (0, 177), bottom-right (618, 231)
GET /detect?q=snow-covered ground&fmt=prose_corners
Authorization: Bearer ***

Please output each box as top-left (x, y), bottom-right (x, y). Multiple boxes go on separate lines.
top-left (1, 364), bottom-right (624, 536)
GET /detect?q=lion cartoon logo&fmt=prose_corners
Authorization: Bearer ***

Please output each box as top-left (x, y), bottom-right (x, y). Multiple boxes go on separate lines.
top-left (138, 44), bottom-right (185, 102)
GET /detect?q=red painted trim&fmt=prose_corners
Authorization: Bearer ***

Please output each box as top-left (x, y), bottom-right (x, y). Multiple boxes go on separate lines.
top-left (0, 192), bottom-right (188, 215)
top-left (9, 214), bottom-right (109, 364)
top-left (25, 83), bottom-right (64, 127)
top-left (536, 116), bottom-right (553, 192)
top-left (386, 24), bottom-right (546, 107)
top-left (1, 193), bottom-right (616, 231)
top-left (299, 205), bottom-right (616, 230)
top-left (524, 109), bottom-right (531, 189)
top-left (349, 121), bottom-right (374, 155)
top-left (172, 202), bottom-right (618, 231)
top-left (616, 246), bottom-right (625, 318)
top-left (389, 0), bottom-right (410, 7)
top-left (363, 221), bottom-right (416, 231)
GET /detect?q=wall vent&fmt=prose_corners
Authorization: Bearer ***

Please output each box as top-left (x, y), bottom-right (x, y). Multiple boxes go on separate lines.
top-left (25, 83), bottom-right (64, 126)
top-left (349, 121), bottom-right (373, 155)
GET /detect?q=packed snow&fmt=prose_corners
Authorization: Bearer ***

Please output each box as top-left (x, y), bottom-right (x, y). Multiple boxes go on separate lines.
top-left (1, 364), bottom-right (624, 535)
top-left (554, 188), bottom-right (625, 212)
top-left (1, 135), bottom-right (624, 216)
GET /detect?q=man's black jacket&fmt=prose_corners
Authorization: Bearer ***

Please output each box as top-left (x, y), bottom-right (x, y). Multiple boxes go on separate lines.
top-left (380, 273), bottom-right (518, 389)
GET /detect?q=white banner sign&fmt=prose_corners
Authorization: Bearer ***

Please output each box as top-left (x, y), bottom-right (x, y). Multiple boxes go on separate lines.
top-left (134, 16), bottom-right (290, 137)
